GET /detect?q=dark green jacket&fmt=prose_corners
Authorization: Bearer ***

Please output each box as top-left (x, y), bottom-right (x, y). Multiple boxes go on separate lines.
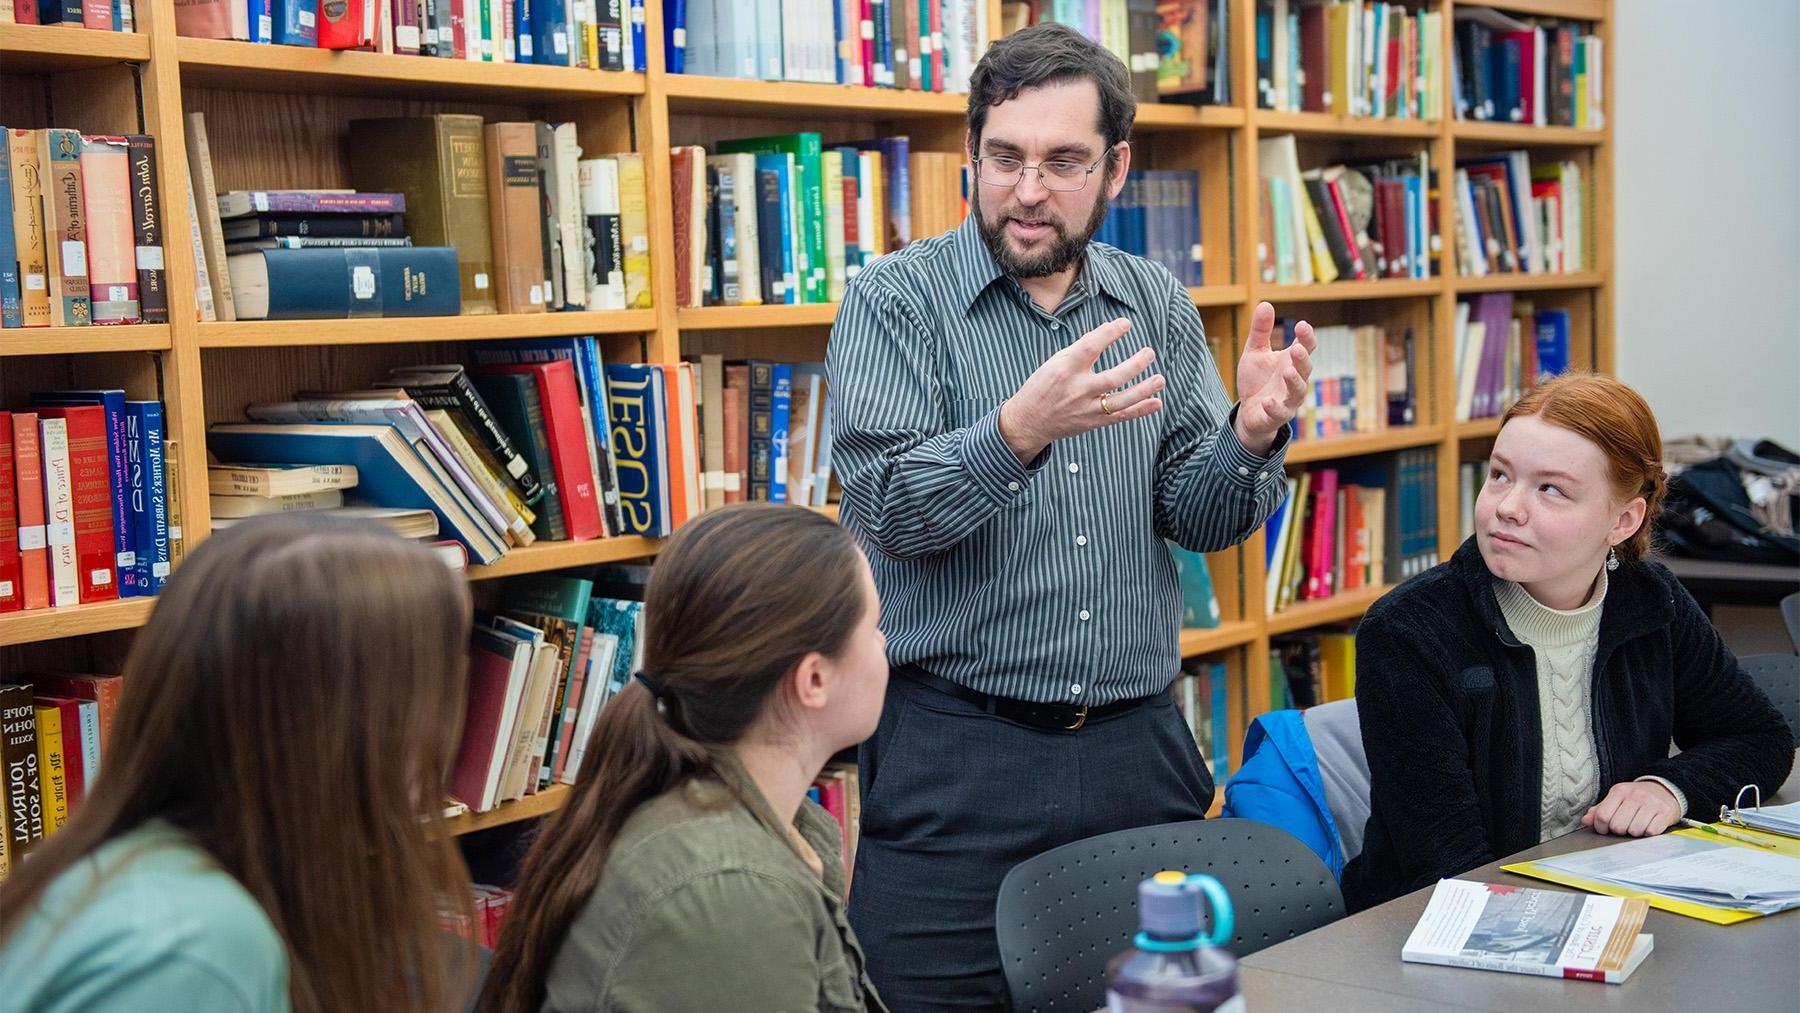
top-left (542, 754), bottom-right (885, 1012)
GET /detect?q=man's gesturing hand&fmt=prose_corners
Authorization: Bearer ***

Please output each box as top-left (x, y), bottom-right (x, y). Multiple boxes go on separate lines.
top-left (1234, 301), bottom-right (1315, 455)
top-left (998, 317), bottom-right (1163, 465)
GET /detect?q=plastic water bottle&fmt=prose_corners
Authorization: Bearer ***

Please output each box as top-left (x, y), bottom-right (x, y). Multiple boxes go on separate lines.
top-left (1104, 870), bottom-right (1242, 1012)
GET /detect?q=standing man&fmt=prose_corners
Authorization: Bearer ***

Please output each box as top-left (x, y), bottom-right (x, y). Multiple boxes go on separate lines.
top-left (827, 22), bottom-right (1316, 1010)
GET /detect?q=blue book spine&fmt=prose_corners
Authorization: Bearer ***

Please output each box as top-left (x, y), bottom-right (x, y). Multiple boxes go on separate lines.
top-left (35, 391), bottom-right (133, 595)
top-left (126, 402), bottom-right (170, 595)
top-left (602, 362), bottom-right (667, 536)
top-left (769, 363), bottom-right (791, 503)
top-left (274, 0), bottom-right (318, 45)
top-left (1535, 310), bottom-right (1569, 379)
top-left (664, 0), bottom-right (686, 73)
top-left (0, 142), bottom-right (20, 328)
top-left (629, 0), bottom-right (647, 71)
top-left (253, 247), bottom-right (461, 319)
top-left (755, 154), bottom-right (797, 305)
top-left (249, 0), bottom-right (275, 43)
top-left (870, 0), bottom-right (888, 85)
top-left (516, 0), bottom-right (534, 61)
top-left (1209, 663), bottom-right (1230, 779)
top-left (755, 0), bottom-right (782, 79)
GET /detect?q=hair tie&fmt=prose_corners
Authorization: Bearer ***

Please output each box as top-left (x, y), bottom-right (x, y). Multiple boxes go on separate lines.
top-left (635, 671), bottom-right (671, 716)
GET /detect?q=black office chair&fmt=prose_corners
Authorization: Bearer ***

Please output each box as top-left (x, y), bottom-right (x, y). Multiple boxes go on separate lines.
top-left (1741, 653), bottom-right (1800, 742)
top-left (995, 819), bottom-right (1344, 1012)
top-left (1781, 592), bottom-right (1800, 653)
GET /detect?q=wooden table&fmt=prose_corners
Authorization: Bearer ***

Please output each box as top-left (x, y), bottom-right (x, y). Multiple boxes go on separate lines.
top-left (1236, 753), bottom-right (1800, 1010)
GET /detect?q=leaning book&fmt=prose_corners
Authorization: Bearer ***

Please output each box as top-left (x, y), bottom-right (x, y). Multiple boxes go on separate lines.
top-left (1401, 879), bottom-right (1653, 984)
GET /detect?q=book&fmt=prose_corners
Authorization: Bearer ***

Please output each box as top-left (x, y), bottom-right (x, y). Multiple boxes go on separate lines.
top-left (602, 363), bottom-right (669, 536)
top-left (209, 489), bottom-right (346, 517)
top-left (38, 129), bottom-right (91, 327)
top-left (226, 247), bottom-right (462, 319)
top-left (484, 122), bottom-right (549, 313)
top-left (34, 406), bottom-right (119, 603)
top-left (183, 112), bottom-right (236, 321)
top-left (125, 135), bottom-right (169, 325)
top-left (473, 360), bottom-right (604, 540)
top-left (208, 463), bottom-right (358, 497)
top-left (1, 683), bottom-right (45, 857)
top-left (1402, 879), bottom-right (1652, 984)
top-left (216, 190), bottom-right (407, 218)
top-left (32, 702), bottom-right (68, 835)
top-left (346, 115), bottom-right (497, 315)
top-left (0, 416), bottom-right (15, 612)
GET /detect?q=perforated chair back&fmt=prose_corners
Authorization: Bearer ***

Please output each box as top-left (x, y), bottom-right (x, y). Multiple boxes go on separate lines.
top-left (995, 818), bottom-right (1344, 1012)
top-left (1740, 653), bottom-right (1800, 742)
top-left (1782, 592), bottom-right (1800, 653)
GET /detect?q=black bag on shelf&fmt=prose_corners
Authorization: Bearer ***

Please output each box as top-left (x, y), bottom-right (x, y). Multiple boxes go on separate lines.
top-left (1658, 441), bottom-right (1800, 566)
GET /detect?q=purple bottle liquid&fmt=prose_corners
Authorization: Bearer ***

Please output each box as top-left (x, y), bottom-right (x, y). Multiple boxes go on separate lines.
top-left (1104, 871), bottom-right (1242, 1013)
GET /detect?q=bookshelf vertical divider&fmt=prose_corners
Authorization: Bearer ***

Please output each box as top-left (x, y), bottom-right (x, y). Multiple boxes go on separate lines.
top-left (1, 0), bottom-right (1611, 825)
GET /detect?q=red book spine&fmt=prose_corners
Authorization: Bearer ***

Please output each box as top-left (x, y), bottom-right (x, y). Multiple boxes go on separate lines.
top-left (35, 407), bottom-right (118, 604)
top-left (0, 414), bottom-right (19, 614)
top-left (14, 0), bottom-right (40, 25)
top-left (83, 0), bottom-right (110, 28)
top-left (1323, 178), bottom-right (1366, 280)
top-left (11, 414), bottom-right (49, 611)
top-left (33, 674), bottom-right (124, 751)
top-left (859, 0), bottom-right (875, 86)
top-left (927, 0), bottom-right (943, 92)
top-left (319, 0), bottom-right (368, 48)
top-left (550, 627), bottom-right (594, 784)
top-left (490, 362), bottom-right (603, 540)
top-left (660, 365), bottom-right (690, 529)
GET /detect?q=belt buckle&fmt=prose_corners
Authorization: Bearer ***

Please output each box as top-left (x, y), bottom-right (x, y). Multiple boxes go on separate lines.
top-left (1064, 704), bottom-right (1089, 732)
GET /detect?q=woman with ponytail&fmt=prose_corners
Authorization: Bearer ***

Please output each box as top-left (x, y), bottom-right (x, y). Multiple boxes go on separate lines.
top-left (482, 504), bottom-right (889, 1012)
top-left (1343, 373), bottom-right (1793, 911)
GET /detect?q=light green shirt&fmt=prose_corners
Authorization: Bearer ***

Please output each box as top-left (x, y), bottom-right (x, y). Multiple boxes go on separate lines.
top-left (0, 819), bottom-right (290, 1013)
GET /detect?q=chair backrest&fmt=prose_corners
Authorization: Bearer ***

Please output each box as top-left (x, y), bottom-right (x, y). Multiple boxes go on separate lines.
top-left (1301, 698), bottom-right (1370, 866)
top-left (995, 818), bottom-right (1344, 1013)
top-left (1782, 592), bottom-right (1800, 653)
top-left (1740, 653), bottom-right (1800, 742)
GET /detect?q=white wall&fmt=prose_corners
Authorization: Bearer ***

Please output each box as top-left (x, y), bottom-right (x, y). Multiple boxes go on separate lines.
top-left (1613, 0), bottom-right (1800, 448)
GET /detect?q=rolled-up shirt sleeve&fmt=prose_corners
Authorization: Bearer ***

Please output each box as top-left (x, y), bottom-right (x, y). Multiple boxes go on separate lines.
top-left (827, 278), bottom-right (1047, 560)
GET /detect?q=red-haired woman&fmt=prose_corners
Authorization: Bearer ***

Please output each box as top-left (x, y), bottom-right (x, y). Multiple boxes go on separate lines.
top-left (1343, 373), bottom-right (1793, 911)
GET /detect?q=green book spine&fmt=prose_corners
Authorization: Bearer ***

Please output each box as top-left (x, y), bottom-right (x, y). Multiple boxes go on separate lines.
top-left (470, 372), bottom-right (569, 541)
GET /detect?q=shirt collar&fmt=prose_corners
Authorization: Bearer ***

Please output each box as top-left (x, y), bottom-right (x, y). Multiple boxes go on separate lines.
top-left (949, 211), bottom-right (1138, 314)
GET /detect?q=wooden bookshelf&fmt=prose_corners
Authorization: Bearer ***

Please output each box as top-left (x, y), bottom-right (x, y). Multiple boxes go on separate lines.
top-left (4, 0), bottom-right (1614, 831)
top-left (0, 24), bottom-right (150, 71)
top-left (446, 784), bottom-right (571, 836)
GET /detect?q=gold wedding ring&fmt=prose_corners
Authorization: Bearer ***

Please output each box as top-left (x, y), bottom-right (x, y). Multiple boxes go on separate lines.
top-left (1099, 393), bottom-right (1115, 416)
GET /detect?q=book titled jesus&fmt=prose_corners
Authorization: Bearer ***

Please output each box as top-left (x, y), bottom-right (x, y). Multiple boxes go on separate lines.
top-left (1402, 879), bottom-right (1653, 984)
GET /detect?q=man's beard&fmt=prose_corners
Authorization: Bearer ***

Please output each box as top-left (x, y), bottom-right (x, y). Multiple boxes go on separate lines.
top-left (973, 185), bottom-right (1111, 280)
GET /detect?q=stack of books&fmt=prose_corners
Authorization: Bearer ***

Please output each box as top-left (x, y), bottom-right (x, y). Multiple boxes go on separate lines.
top-left (1453, 152), bottom-right (1586, 279)
top-left (0, 674), bottom-right (124, 880)
top-left (174, 0), bottom-right (642, 70)
top-left (4, 0), bottom-right (135, 30)
top-left (1452, 9), bottom-right (1604, 128)
top-left (1, 396), bottom-right (178, 612)
top-left (1257, 135), bottom-right (1433, 286)
top-left (671, 134), bottom-right (960, 308)
top-left (1255, 1), bottom-right (1445, 120)
top-left (1, 130), bottom-right (168, 329)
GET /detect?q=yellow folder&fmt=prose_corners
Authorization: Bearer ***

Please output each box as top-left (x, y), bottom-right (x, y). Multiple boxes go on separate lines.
top-left (1502, 825), bottom-right (1800, 925)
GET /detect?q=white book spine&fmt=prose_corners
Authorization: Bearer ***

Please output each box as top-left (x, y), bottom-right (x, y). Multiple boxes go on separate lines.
top-left (39, 418), bottom-right (81, 607)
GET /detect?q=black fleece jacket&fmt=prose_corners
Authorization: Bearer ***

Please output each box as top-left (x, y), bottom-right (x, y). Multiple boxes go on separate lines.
top-left (1341, 537), bottom-right (1795, 912)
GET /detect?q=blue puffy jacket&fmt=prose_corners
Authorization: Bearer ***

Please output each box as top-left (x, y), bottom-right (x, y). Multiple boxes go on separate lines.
top-left (1221, 704), bottom-right (1367, 880)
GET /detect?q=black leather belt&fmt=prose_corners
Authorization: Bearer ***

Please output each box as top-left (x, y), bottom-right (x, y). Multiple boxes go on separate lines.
top-left (896, 665), bottom-right (1153, 733)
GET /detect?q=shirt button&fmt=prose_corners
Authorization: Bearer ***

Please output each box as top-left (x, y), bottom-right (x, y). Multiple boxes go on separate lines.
top-left (1068, 462), bottom-right (1081, 474)
top-left (1237, 465), bottom-right (1250, 476)
top-left (1259, 471), bottom-right (1270, 480)
top-left (1071, 683), bottom-right (1083, 696)
top-left (1007, 481), bottom-right (1021, 492)
top-left (1076, 535), bottom-right (1088, 547)
top-left (1050, 320), bottom-right (1062, 329)
top-left (1079, 609), bottom-right (1091, 621)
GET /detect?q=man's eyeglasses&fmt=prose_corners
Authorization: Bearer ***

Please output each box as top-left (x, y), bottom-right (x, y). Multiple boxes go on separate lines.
top-left (972, 147), bottom-right (1114, 193)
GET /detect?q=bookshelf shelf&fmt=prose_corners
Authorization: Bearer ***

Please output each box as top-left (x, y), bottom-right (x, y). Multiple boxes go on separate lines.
top-left (1251, 110), bottom-right (1439, 140)
top-left (0, 600), bottom-right (156, 649)
top-left (1135, 103), bottom-right (1246, 131)
top-left (663, 74), bottom-right (967, 120)
top-left (1189, 285), bottom-right (1249, 307)
top-left (677, 303), bottom-right (842, 330)
top-left (1452, 271), bottom-right (1603, 293)
top-left (1451, 120), bottom-right (1604, 147)
top-left (467, 536), bottom-right (661, 581)
top-left (1456, 418), bottom-right (1504, 440)
top-left (1, 325), bottom-right (173, 356)
top-left (1255, 278), bottom-right (1441, 303)
top-left (1286, 425), bottom-right (1447, 465)
top-left (1179, 620), bottom-right (1258, 658)
top-left (1468, 0), bottom-right (1605, 20)
top-left (1266, 583), bottom-right (1396, 636)
top-left (195, 311), bottom-right (656, 348)
top-left (0, 24), bottom-right (150, 71)
top-left (176, 38), bottom-right (647, 100)
top-left (446, 784), bottom-right (570, 836)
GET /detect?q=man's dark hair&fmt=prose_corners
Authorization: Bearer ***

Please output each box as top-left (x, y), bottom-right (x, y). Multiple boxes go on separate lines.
top-left (966, 22), bottom-right (1136, 174)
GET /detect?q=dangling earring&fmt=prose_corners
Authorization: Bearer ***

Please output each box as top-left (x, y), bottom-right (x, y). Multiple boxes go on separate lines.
top-left (1605, 547), bottom-right (1620, 572)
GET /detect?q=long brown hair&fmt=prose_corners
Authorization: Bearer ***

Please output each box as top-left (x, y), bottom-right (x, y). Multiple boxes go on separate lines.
top-left (480, 504), bottom-right (868, 1013)
top-left (1503, 372), bottom-right (1668, 559)
top-left (0, 514), bottom-right (476, 1013)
